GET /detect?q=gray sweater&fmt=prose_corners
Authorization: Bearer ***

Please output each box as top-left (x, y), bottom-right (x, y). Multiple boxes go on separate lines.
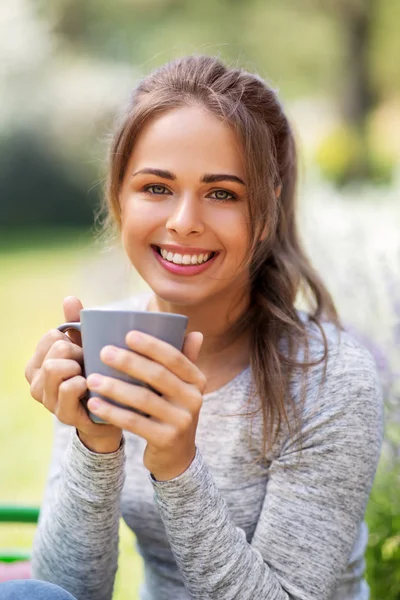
top-left (31, 292), bottom-right (384, 600)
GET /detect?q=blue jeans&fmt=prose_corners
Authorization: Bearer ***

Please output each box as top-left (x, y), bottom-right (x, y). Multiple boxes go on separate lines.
top-left (0, 579), bottom-right (77, 599)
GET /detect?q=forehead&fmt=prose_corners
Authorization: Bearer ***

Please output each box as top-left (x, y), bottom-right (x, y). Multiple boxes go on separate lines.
top-left (126, 105), bottom-right (245, 177)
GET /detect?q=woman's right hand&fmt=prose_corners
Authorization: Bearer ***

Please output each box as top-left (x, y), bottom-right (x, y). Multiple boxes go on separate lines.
top-left (24, 296), bottom-right (123, 453)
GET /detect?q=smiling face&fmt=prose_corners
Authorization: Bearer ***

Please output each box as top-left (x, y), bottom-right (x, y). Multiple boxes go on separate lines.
top-left (118, 105), bottom-right (253, 310)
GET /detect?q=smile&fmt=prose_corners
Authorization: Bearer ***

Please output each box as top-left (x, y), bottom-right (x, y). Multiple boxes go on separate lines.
top-left (157, 246), bottom-right (215, 265)
top-left (151, 245), bottom-right (219, 276)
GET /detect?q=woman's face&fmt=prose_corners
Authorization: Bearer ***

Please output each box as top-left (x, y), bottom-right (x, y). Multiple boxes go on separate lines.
top-left (118, 105), bottom-right (251, 308)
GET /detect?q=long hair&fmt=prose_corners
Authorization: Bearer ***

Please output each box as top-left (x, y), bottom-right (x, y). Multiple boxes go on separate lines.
top-left (101, 55), bottom-right (340, 456)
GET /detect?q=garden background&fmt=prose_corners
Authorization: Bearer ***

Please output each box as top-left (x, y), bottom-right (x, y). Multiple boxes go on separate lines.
top-left (0, 0), bottom-right (399, 598)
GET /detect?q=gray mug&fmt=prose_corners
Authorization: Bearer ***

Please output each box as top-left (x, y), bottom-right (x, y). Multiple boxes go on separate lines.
top-left (57, 308), bottom-right (188, 424)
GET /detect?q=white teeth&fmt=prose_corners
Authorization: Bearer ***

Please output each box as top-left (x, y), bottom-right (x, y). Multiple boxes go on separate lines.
top-left (159, 248), bottom-right (212, 265)
top-left (172, 254), bottom-right (182, 264)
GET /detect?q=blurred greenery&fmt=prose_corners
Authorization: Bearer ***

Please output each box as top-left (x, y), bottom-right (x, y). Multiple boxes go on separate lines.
top-left (315, 123), bottom-right (395, 186)
top-left (365, 458), bottom-right (400, 599)
top-left (1, 0), bottom-right (400, 227)
top-left (0, 134), bottom-right (96, 227)
top-left (36, 0), bottom-right (400, 99)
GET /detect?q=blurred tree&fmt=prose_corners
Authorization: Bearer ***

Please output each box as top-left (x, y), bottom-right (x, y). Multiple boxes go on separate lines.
top-left (0, 133), bottom-right (95, 227)
top-left (317, 0), bottom-right (375, 179)
top-left (38, 0), bottom-right (400, 98)
top-left (316, 0), bottom-right (375, 117)
top-left (37, 0), bottom-right (338, 97)
top-left (308, 0), bottom-right (399, 182)
top-left (2, 0), bottom-right (398, 227)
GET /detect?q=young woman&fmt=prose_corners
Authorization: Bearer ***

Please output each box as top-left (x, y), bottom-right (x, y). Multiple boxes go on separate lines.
top-left (8, 55), bottom-right (383, 600)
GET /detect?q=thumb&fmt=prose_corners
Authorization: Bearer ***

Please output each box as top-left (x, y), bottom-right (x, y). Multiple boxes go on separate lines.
top-left (62, 296), bottom-right (84, 346)
top-left (181, 331), bottom-right (204, 364)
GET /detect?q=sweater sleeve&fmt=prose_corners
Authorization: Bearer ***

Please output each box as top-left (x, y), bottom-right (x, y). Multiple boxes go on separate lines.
top-left (150, 339), bottom-right (384, 600)
top-left (31, 418), bottom-right (126, 600)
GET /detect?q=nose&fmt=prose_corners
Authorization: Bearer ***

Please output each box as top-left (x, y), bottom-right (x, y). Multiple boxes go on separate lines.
top-left (165, 193), bottom-right (204, 236)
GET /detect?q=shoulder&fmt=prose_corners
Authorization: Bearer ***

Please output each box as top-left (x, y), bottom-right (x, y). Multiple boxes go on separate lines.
top-left (291, 314), bottom-right (384, 448)
top-left (297, 311), bottom-right (380, 390)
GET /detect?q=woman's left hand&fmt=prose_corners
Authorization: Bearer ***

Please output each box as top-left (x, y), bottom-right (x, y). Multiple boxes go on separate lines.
top-left (86, 330), bottom-right (206, 481)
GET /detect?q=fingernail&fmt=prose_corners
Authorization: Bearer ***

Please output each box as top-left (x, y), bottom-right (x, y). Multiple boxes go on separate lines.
top-left (127, 331), bottom-right (141, 344)
top-left (87, 374), bottom-right (103, 388)
top-left (102, 346), bottom-right (117, 361)
top-left (88, 398), bottom-right (101, 411)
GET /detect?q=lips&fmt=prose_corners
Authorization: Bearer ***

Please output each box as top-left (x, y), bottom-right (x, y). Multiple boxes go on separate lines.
top-left (151, 245), bottom-right (219, 276)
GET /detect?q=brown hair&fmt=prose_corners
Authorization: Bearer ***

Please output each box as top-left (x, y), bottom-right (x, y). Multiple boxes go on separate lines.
top-left (101, 55), bottom-right (340, 456)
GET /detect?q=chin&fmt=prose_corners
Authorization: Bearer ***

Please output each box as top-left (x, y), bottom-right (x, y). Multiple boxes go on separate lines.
top-left (149, 285), bottom-right (211, 309)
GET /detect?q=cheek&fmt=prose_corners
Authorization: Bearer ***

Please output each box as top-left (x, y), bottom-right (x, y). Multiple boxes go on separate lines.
top-left (224, 213), bottom-right (249, 247)
top-left (120, 199), bottom-right (158, 239)
top-left (120, 218), bottom-right (146, 260)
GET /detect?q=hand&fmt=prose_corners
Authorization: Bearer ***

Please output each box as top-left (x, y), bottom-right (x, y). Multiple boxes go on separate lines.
top-left (86, 330), bottom-right (206, 480)
top-left (25, 296), bottom-right (122, 453)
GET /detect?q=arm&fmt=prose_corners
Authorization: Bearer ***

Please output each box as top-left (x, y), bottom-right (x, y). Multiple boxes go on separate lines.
top-left (151, 341), bottom-right (384, 599)
top-left (31, 417), bottom-right (126, 600)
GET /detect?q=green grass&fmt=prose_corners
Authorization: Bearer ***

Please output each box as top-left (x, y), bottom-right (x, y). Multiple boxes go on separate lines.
top-left (0, 228), bottom-right (143, 599)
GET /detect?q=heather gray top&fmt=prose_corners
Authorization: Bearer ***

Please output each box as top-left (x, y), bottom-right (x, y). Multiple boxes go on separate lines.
top-left (32, 291), bottom-right (384, 600)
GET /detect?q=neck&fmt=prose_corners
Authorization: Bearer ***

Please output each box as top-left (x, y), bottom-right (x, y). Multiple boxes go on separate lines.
top-left (147, 287), bottom-right (251, 370)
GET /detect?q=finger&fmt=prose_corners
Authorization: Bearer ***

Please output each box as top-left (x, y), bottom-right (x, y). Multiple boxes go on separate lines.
top-left (88, 396), bottom-right (168, 443)
top-left (45, 338), bottom-right (83, 363)
top-left (86, 374), bottom-right (182, 422)
top-left (124, 331), bottom-right (205, 389)
top-left (37, 358), bottom-right (82, 411)
top-left (63, 296), bottom-right (84, 346)
top-left (30, 337), bottom-right (84, 395)
top-left (100, 346), bottom-right (186, 399)
top-left (25, 329), bottom-right (76, 384)
top-left (182, 331), bottom-right (204, 364)
top-left (56, 375), bottom-right (89, 426)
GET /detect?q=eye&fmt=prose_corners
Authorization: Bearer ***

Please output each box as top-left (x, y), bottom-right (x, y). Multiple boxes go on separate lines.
top-left (208, 189), bottom-right (237, 202)
top-left (143, 184), bottom-right (171, 195)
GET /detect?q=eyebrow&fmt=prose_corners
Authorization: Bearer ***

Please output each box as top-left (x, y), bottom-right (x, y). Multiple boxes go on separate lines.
top-left (131, 168), bottom-right (245, 186)
top-left (202, 173), bottom-right (245, 186)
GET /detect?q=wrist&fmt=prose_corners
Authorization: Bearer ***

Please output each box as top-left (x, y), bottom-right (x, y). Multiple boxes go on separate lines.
top-left (150, 449), bottom-right (197, 482)
top-left (77, 430), bottom-right (122, 454)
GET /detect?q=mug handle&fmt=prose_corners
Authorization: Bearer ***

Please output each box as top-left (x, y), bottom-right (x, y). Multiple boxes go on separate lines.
top-left (57, 322), bottom-right (82, 334)
top-left (55, 321), bottom-right (96, 420)
top-left (56, 322), bottom-right (149, 424)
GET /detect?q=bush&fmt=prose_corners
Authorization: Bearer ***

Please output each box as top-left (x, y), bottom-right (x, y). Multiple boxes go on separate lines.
top-left (0, 132), bottom-right (98, 228)
top-left (315, 123), bottom-right (395, 187)
top-left (366, 457), bottom-right (400, 599)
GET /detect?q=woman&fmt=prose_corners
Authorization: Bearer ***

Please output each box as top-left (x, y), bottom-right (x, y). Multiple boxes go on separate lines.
top-left (7, 55), bottom-right (383, 599)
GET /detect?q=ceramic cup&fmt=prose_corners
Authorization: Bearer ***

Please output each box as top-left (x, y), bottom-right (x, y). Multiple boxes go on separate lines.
top-left (57, 308), bottom-right (188, 424)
